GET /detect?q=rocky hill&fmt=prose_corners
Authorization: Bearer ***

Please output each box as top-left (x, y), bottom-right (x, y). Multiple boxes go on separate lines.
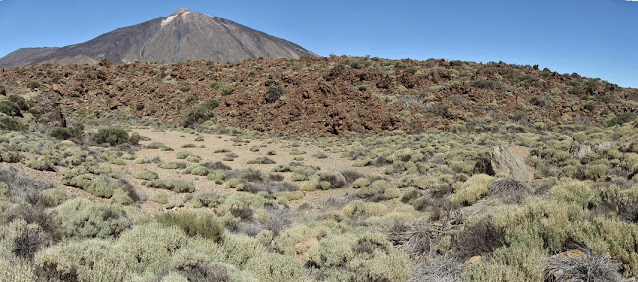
top-left (0, 9), bottom-right (315, 68)
top-left (0, 56), bottom-right (636, 135)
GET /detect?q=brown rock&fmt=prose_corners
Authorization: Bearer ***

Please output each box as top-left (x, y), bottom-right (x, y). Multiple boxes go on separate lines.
top-left (0, 85), bottom-right (5, 95)
top-left (569, 141), bottom-right (592, 160)
top-left (489, 146), bottom-right (535, 184)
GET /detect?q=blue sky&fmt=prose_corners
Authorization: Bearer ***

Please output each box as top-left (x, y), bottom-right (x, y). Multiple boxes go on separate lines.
top-left (0, 0), bottom-right (636, 87)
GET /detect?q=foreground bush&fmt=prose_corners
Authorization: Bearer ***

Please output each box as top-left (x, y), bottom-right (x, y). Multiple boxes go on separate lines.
top-left (306, 232), bottom-right (414, 281)
top-left (53, 198), bottom-right (146, 239)
top-left (450, 174), bottom-right (494, 206)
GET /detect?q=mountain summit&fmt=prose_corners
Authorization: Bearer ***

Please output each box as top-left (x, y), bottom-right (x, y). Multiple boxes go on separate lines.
top-left (0, 9), bottom-right (316, 67)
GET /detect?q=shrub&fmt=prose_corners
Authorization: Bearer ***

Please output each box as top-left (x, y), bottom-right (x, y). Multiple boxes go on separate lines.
top-left (0, 116), bottom-right (24, 131)
top-left (450, 174), bottom-right (494, 206)
top-left (246, 157), bottom-right (276, 164)
top-left (221, 86), bottom-right (234, 96)
top-left (549, 180), bottom-right (597, 208)
top-left (190, 192), bottom-right (223, 208)
top-left (134, 170), bottom-right (159, 181)
top-left (0, 164), bottom-right (55, 204)
top-left (129, 132), bottom-right (142, 145)
top-left (35, 239), bottom-right (130, 281)
top-left (266, 84), bottom-right (284, 103)
top-left (410, 259), bottom-right (463, 282)
top-left (472, 80), bottom-right (499, 89)
top-left (245, 252), bottom-right (302, 282)
top-left (0, 256), bottom-right (36, 281)
top-left (202, 161), bottom-right (231, 171)
top-left (568, 86), bottom-right (584, 95)
top-left (0, 100), bottom-right (22, 117)
top-left (63, 173), bottom-right (137, 201)
top-left (306, 232), bottom-right (414, 281)
top-left (183, 99), bottom-right (219, 127)
top-left (607, 113), bottom-right (636, 127)
top-left (176, 151), bottom-right (194, 159)
top-left (26, 81), bottom-right (40, 89)
top-left (303, 171), bottom-right (347, 191)
top-left (242, 181), bottom-right (298, 195)
top-left (453, 218), bottom-right (506, 260)
top-left (489, 178), bottom-right (532, 204)
top-left (53, 198), bottom-right (144, 239)
top-left (544, 254), bottom-right (621, 282)
top-left (8, 220), bottom-right (54, 260)
top-left (155, 211), bottom-right (224, 243)
top-left (160, 162), bottom-right (187, 170)
top-left (49, 125), bottom-right (84, 140)
top-left (149, 194), bottom-right (169, 205)
top-left (585, 163), bottom-right (608, 180)
top-left (92, 127), bottom-right (130, 146)
top-left (147, 180), bottom-right (196, 193)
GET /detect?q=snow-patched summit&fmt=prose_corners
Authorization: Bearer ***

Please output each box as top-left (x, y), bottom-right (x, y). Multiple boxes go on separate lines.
top-left (0, 9), bottom-right (315, 67)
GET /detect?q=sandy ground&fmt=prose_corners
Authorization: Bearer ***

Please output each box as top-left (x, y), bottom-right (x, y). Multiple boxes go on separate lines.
top-left (107, 127), bottom-right (392, 215)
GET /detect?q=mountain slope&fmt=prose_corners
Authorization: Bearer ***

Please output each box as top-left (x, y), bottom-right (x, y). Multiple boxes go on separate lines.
top-left (0, 56), bottom-right (635, 136)
top-left (0, 9), bottom-right (315, 67)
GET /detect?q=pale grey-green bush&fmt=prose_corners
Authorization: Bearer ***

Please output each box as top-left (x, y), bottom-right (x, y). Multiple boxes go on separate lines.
top-left (53, 198), bottom-right (146, 239)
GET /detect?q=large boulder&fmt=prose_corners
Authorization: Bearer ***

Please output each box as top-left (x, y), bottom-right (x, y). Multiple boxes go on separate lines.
top-left (31, 92), bottom-right (66, 127)
top-left (488, 145), bottom-right (535, 184)
top-left (569, 141), bottom-right (592, 160)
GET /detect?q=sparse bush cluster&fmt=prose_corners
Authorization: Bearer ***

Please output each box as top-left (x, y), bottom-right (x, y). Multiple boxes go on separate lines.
top-left (92, 127), bottom-right (141, 146)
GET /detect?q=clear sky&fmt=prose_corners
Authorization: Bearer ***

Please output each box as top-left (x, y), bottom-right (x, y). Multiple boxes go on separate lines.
top-left (0, 0), bottom-right (636, 87)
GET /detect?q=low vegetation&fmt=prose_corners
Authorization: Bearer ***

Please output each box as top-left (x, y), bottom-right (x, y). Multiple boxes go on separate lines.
top-left (0, 57), bottom-right (636, 281)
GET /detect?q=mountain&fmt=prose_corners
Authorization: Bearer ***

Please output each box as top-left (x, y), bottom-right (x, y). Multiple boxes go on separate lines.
top-left (0, 8), bottom-right (315, 68)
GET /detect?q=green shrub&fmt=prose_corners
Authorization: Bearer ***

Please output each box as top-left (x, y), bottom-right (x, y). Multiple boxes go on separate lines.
top-left (7, 94), bottom-right (28, 110)
top-left (183, 99), bottom-right (219, 127)
top-left (303, 171), bottom-right (347, 191)
top-left (247, 157), bottom-right (276, 164)
top-left (134, 170), bottom-right (159, 181)
top-left (450, 174), bottom-right (494, 206)
top-left (129, 132), bottom-right (142, 145)
top-left (0, 116), bottom-right (24, 131)
top-left (0, 256), bottom-right (36, 281)
top-left (307, 232), bottom-right (413, 281)
top-left (245, 252), bottom-right (302, 282)
top-left (585, 163), bottom-right (608, 180)
top-left (26, 81), bottom-right (40, 89)
top-left (266, 84), bottom-right (284, 103)
top-left (49, 125), bottom-right (84, 140)
top-left (92, 127), bottom-right (130, 146)
top-left (472, 80), bottom-right (499, 89)
top-left (147, 180), bottom-right (196, 193)
top-left (149, 194), bottom-right (169, 205)
top-left (155, 211), bottom-right (224, 243)
top-left (35, 238), bottom-right (131, 282)
top-left (221, 86), bottom-right (234, 96)
top-left (0, 100), bottom-right (22, 117)
top-left (608, 113), bottom-right (636, 127)
top-left (53, 198), bottom-right (145, 239)
top-left (176, 151), bottom-right (194, 159)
